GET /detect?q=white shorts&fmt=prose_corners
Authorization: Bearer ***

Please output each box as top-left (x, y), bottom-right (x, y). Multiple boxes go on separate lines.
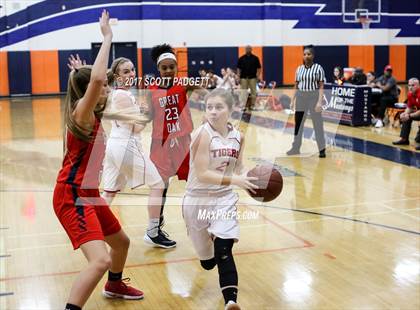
top-left (182, 191), bottom-right (239, 260)
top-left (102, 137), bottom-right (163, 192)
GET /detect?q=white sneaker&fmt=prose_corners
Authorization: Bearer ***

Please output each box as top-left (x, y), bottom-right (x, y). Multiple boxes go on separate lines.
top-left (375, 119), bottom-right (384, 128)
top-left (225, 300), bottom-right (241, 310)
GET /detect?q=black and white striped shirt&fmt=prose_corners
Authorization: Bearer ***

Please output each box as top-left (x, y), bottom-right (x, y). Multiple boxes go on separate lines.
top-left (295, 63), bottom-right (325, 91)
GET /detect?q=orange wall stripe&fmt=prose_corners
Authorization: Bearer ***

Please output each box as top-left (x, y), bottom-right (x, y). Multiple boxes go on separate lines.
top-left (31, 50), bottom-right (60, 94)
top-left (349, 46), bottom-right (374, 72)
top-left (0, 52), bottom-right (9, 96)
top-left (32, 98), bottom-right (61, 139)
top-left (238, 46), bottom-right (263, 78)
top-left (174, 47), bottom-right (188, 78)
top-left (283, 46), bottom-right (303, 85)
top-left (0, 100), bottom-right (12, 141)
top-left (389, 45), bottom-right (406, 82)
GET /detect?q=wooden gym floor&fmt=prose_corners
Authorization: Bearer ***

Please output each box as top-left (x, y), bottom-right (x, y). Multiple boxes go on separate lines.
top-left (0, 94), bottom-right (419, 310)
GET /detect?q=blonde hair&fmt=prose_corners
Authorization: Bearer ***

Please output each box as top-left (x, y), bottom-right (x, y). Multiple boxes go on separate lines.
top-left (109, 57), bottom-right (131, 86)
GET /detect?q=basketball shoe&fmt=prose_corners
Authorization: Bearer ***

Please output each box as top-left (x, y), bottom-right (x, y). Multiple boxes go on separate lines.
top-left (225, 300), bottom-right (241, 310)
top-left (103, 278), bottom-right (144, 300)
top-left (144, 229), bottom-right (176, 249)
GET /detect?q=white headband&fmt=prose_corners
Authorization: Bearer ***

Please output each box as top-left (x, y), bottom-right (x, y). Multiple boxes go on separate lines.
top-left (157, 52), bottom-right (177, 65)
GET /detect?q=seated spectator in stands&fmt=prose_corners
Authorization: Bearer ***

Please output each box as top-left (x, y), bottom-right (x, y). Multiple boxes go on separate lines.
top-left (332, 66), bottom-right (344, 85)
top-left (199, 68), bottom-right (207, 78)
top-left (206, 69), bottom-right (223, 89)
top-left (392, 78), bottom-right (420, 149)
top-left (366, 71), bottom-right (381, 120)
top-left (374, 65), bottom-right (399, 128)
top-left (227, 68), bottom-right (239, 89)
top-left (219, 67), bottom-right (236, 90)
top-left (343, 67), bottom-right (354, 83)
top-left (257, 80), bottom-right (266, 92)
top-left (366, 71), bottom-right (376, 87)
top-left (349, 67), bottom-right (367, 85)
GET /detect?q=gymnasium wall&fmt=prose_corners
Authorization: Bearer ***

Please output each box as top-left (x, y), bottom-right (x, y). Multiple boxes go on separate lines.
top-left (0, 0), bottom-right (419, 96)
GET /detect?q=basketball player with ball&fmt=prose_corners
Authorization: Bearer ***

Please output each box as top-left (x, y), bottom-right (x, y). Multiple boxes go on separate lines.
top-left (182, 89), bottom-right (258, 310)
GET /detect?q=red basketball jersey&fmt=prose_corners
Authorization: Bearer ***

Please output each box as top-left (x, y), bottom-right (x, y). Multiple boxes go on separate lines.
top-left (149, 84), bottom-right (193, 141)
top-left (56, 118), bottom-right (106, 189)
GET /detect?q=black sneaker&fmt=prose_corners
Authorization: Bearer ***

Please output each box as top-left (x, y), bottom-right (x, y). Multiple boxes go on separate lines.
top-left (392, 139), bottom-right (409, 145)
top-left (319, 149), bottom-right (326, 158)
top-left (286, 148), bottom-right (300, 156)
top-left (143, 229), bottom-right (176, 249)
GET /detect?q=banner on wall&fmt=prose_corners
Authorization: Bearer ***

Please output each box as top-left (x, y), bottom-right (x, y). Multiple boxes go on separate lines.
top-left (322, 83), bottom-right (371, 126)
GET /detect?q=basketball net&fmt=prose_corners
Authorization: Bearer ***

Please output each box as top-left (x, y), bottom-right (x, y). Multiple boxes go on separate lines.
top-left (359, 17), bottom-right (371, 29)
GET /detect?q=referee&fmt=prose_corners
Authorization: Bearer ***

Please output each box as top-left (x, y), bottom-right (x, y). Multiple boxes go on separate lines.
top-left (287, 45), bottom-right (326, 158)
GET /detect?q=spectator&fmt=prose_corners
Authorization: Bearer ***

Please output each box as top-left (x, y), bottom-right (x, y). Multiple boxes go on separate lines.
top-left (198, 68), bottom-right (207, 79)
top-left (366, 71), bottom-right (381, 120)
top-left (332, 66), bottom-right (344, 85)
top-left (228, 68), bottom-right (240, 88)
top-left (206, 69), bottom-right (223, 89)
top-left (366, 71), bottom-right (376, 87)
top-left (374, 65), bottom-right (399, 128)
top-left (343, 67), bottom-right (354, 83)
top-left (350, 67), bottom-right (367, 85)
top-left (237, 45), bottom-right (261, 110)
top-left (219, 67), bottom-right (236, 90)
top-left (392, 78), bottom-right (420, 149)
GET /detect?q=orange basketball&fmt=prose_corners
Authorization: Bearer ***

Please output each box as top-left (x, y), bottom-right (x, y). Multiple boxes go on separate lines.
top-left (247, 165), bottom-right (283, 202)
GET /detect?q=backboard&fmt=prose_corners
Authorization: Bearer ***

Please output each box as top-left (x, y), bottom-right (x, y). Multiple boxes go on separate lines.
top-left (342, 0), bottom-right (381, 23)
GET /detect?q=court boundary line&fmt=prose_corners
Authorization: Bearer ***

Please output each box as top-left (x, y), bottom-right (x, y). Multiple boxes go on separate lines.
top-left (3, 196), bottom-right (418, 239)
top-left (258, 204), bottom-right (420, 236)
top-left (0, 206), bottom-right (314, 282)
top-left (0, 244), bottom-right (311, 283)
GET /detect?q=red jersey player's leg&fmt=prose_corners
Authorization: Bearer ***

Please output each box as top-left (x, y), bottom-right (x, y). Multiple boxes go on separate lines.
top-left (174, 135), bottom-right (191, 181)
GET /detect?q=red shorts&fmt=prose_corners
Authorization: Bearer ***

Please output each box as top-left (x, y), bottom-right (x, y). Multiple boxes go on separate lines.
top-left (53, 183), bottom-right (121, 250)
top-left (150, 135), bottom-right (191, 182)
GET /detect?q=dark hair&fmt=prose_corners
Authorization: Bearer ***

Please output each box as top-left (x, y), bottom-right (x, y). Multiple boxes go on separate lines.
top-left (150, 44), bottom-right (174, 64)
top-left (303, 44), bottom-right (315, 55)
top-left (333, 66), bottom-right (344, 79)
top-left (204, 89), bottom-right (234, 111)
top-left (367, 71), bottom-right (375, 77)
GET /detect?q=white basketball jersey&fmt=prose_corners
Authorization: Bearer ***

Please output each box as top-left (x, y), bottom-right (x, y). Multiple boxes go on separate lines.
top-left (187, 122), bottom-right (241, 196)
top-left (109, 89), bottom-right (141, 140)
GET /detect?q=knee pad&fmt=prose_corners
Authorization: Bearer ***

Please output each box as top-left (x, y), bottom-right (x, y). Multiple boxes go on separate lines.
top-left (214, 238), bottom-right (234, 263)
top-left (200, 258), bottom-right (216, 270)
top-left (214, 238), bottom-right (238, 288)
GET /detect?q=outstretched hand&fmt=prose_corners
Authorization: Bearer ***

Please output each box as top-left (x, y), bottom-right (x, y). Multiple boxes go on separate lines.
top-left (67, 54), bottom-right (86, 70)
top-left (99, 9), bottom-right (112, 38)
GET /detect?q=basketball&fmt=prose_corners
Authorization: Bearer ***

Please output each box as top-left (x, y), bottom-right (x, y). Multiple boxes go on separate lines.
top-left (247, 165), bottom-right (283, 202)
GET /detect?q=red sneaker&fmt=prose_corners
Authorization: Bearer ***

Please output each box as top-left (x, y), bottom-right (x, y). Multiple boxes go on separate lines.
top-left (103, 278), bottom-right (144, 300)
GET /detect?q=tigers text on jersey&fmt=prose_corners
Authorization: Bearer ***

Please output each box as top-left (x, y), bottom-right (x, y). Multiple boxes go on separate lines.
top-left (186, 122), bottom-right (241, 196)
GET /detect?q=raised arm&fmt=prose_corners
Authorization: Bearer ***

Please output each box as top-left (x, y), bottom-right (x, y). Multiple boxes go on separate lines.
top-left (73, 10), bottom-right (112, 127)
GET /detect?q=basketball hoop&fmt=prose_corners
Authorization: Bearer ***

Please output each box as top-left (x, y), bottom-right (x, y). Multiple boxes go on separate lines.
top-left (359, 17), bottom-right (371, 29)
